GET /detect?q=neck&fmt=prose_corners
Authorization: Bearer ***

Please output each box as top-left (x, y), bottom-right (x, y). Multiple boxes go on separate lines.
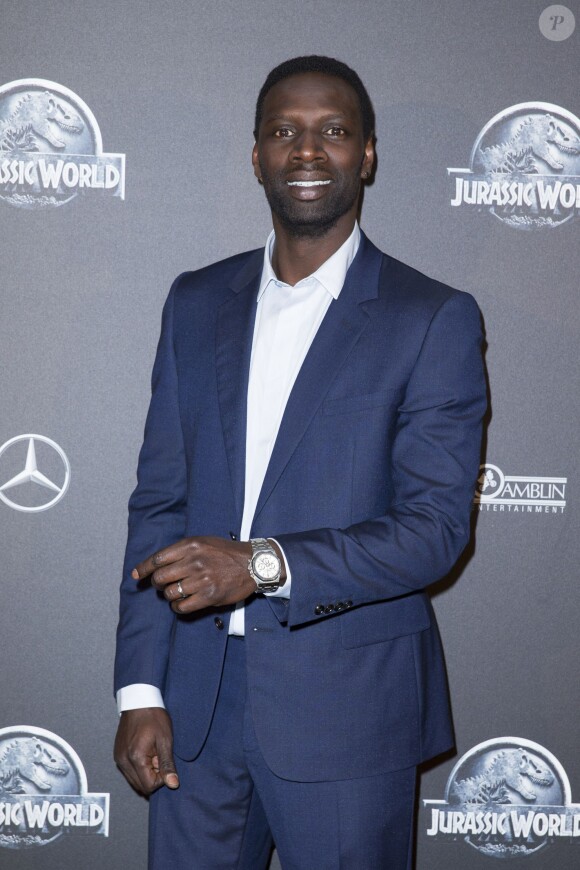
top-left (270, 211), bottom-right (357, 286)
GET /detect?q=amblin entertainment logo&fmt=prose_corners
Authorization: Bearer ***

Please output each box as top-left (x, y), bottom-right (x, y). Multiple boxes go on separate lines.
top-left (474, 463), bottom-right (566, 514)
top-left (0, 79), bottom-right (125, 209)
top-left (448, 102), bottom-right (580, 229)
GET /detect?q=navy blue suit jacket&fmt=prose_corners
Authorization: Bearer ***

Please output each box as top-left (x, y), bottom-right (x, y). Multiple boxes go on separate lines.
top-left (115, 232), bottom-right (486, 782)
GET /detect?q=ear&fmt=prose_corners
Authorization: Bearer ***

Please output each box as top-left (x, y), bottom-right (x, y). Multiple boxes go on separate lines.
top-left (361, 135), bottom-right (375, 179)
top-left (251, 142), bottom-right (261, 181)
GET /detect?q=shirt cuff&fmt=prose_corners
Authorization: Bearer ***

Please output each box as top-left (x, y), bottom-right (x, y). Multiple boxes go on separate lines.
top-left (116, 684), bottom-right (165, 715)
top-left (264, 538), bottom-right (291, 598)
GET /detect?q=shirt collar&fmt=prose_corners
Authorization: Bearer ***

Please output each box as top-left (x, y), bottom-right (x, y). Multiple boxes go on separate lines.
top-left (258, 222), bottom-right (361, 301)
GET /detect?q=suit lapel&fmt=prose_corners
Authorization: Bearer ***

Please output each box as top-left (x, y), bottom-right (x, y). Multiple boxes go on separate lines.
top-left (215, 250), bottom-right (262, 523)
top-left (252, 234), bottom-right (384, 526)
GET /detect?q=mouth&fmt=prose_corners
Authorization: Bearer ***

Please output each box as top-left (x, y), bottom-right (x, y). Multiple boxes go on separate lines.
top-left (287, 179), bottom-right (333, 188)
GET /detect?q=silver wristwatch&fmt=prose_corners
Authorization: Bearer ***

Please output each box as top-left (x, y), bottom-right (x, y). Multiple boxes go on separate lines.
top-left (248, 538), bottom-right (282, 593)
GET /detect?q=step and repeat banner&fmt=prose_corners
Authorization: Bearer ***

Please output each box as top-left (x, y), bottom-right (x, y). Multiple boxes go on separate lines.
top-left (1, 1), bottom-right (578, 868)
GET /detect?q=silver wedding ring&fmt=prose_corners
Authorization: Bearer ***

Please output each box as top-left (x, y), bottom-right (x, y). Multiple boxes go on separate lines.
top-left (176, 580), bottom-right (187, 599)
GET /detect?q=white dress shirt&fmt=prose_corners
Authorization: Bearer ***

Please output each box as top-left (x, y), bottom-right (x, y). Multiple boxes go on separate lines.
top-left (117, 222), bottom-right (361, 712)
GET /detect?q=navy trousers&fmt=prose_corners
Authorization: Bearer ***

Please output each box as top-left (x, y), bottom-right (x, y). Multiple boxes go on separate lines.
top-left (149, 637), bottom-right (416, 869)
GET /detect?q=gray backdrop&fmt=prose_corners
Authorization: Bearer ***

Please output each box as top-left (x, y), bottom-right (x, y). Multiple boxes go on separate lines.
top-left (1, 1), bottom-right (578, 867)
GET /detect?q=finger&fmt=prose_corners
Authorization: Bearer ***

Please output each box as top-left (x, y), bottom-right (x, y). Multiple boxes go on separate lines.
top-left (116, 758), bottom-right (143, 794)
top-left (131, 538), bottom-right (202, 580)
top-left (132, 543), bottom-right (190, 580)
top-left (114, 737), bottom-right (144, 793)
top-left (150, 559), bottom-right (195, 590)
top-left (130, 752), bottom-right (165, 795)
top-left (157, 746), bottom-right (179, 789)
top-left (171, 589), bottom-right (206, 614)
top-left (162, 579), bottom-right (190, 601)
top-left (132, 550), bottom-right (168, 581)
top-left (118, 754), bottom-right (160, 796)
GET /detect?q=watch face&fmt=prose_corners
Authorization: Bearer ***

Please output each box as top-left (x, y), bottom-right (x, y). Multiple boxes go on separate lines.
top-left (253, 552), bottom-right (280, 581)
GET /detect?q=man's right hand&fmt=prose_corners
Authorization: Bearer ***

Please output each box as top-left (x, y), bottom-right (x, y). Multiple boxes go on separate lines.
top-left (114, 708), bottom-right (179, 795)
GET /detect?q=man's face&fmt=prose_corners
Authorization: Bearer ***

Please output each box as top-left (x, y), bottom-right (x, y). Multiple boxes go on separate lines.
top-left (252, 73), bottom-right (374, 238)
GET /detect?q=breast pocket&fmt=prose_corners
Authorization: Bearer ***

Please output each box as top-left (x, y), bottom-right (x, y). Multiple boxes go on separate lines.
top-left (340, 594), bottom-right (431, 649)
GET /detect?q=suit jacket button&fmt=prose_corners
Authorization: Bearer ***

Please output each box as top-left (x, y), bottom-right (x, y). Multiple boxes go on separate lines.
top-left (314, 605), bottom-right (324, 615)
top-left (214, 617), bottom-right (224, 630)
top-left (335, 602), bottom-right (344, 611)
top-left (324, 605), bottom-right (334, 613)
top-left (345, 600), bottom-right (353, 608)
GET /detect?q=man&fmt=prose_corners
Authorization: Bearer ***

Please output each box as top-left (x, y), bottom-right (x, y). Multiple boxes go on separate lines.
top-left (114, 55), bottom-right (486, 869)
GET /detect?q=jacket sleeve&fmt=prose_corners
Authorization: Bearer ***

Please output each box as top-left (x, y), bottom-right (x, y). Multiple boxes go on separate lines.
top-left (275, 291), bottom-right (487, 628)
top-left (114, 278), bottom-right (187, 694)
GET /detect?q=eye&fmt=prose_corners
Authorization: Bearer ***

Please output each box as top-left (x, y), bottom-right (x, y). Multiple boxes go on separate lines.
top-left (274, 127), bottom-right (294, 138)
top-left (326, 126), bottom-right (346, 137)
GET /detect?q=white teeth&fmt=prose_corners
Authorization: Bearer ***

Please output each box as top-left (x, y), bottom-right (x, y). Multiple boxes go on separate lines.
top-left (287, 180), bottom-right (332, 187)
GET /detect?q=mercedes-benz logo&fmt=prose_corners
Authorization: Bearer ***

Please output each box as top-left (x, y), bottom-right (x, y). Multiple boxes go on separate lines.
top-left (0, 434), bottom-right (70, 512)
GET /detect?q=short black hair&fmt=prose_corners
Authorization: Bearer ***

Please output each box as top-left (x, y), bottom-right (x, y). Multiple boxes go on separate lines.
top-left (254, 55), bottom-right (375, 142)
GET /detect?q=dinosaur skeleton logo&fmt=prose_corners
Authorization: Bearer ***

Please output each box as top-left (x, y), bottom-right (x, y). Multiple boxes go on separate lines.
top-left (424, 737), bottom-right (580, 858)
top-left (0, 79), bottom-right (124, 208)
top-left (0, 434), bottom-right (70, 512)
top-left (474, 463), bottom-right (567, 514)
top-left (0, 726), bottom-right (108, 849)
top-left (448, 103), bottom-right (580, 229)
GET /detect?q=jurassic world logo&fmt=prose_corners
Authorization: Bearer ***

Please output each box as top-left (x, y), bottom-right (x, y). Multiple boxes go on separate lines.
top-left (0, 79), bottom-right (125, 208)
top-left (474, 463), bottom-right (567, 514)
top-left (0, 726), bottom-right (108, 849)
top-left (424, 737), bottom-right (580, 858)
top-left (448, 102), bottom-right (580, 229)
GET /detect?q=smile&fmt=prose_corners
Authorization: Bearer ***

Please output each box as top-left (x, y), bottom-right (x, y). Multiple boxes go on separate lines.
top-left (287, 180), bottom-right (333, 187)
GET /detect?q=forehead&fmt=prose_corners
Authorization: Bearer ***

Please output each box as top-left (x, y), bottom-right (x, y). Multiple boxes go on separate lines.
top-left (261, 72), bottom-right (361, 122)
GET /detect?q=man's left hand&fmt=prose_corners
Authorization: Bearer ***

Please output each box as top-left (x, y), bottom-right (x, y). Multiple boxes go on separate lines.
top-left (132, 536), bottom-right (256, 613)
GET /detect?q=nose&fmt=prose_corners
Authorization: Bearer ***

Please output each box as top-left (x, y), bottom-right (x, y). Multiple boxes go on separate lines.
top-left (290, 130), bottom-right (326, 163)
